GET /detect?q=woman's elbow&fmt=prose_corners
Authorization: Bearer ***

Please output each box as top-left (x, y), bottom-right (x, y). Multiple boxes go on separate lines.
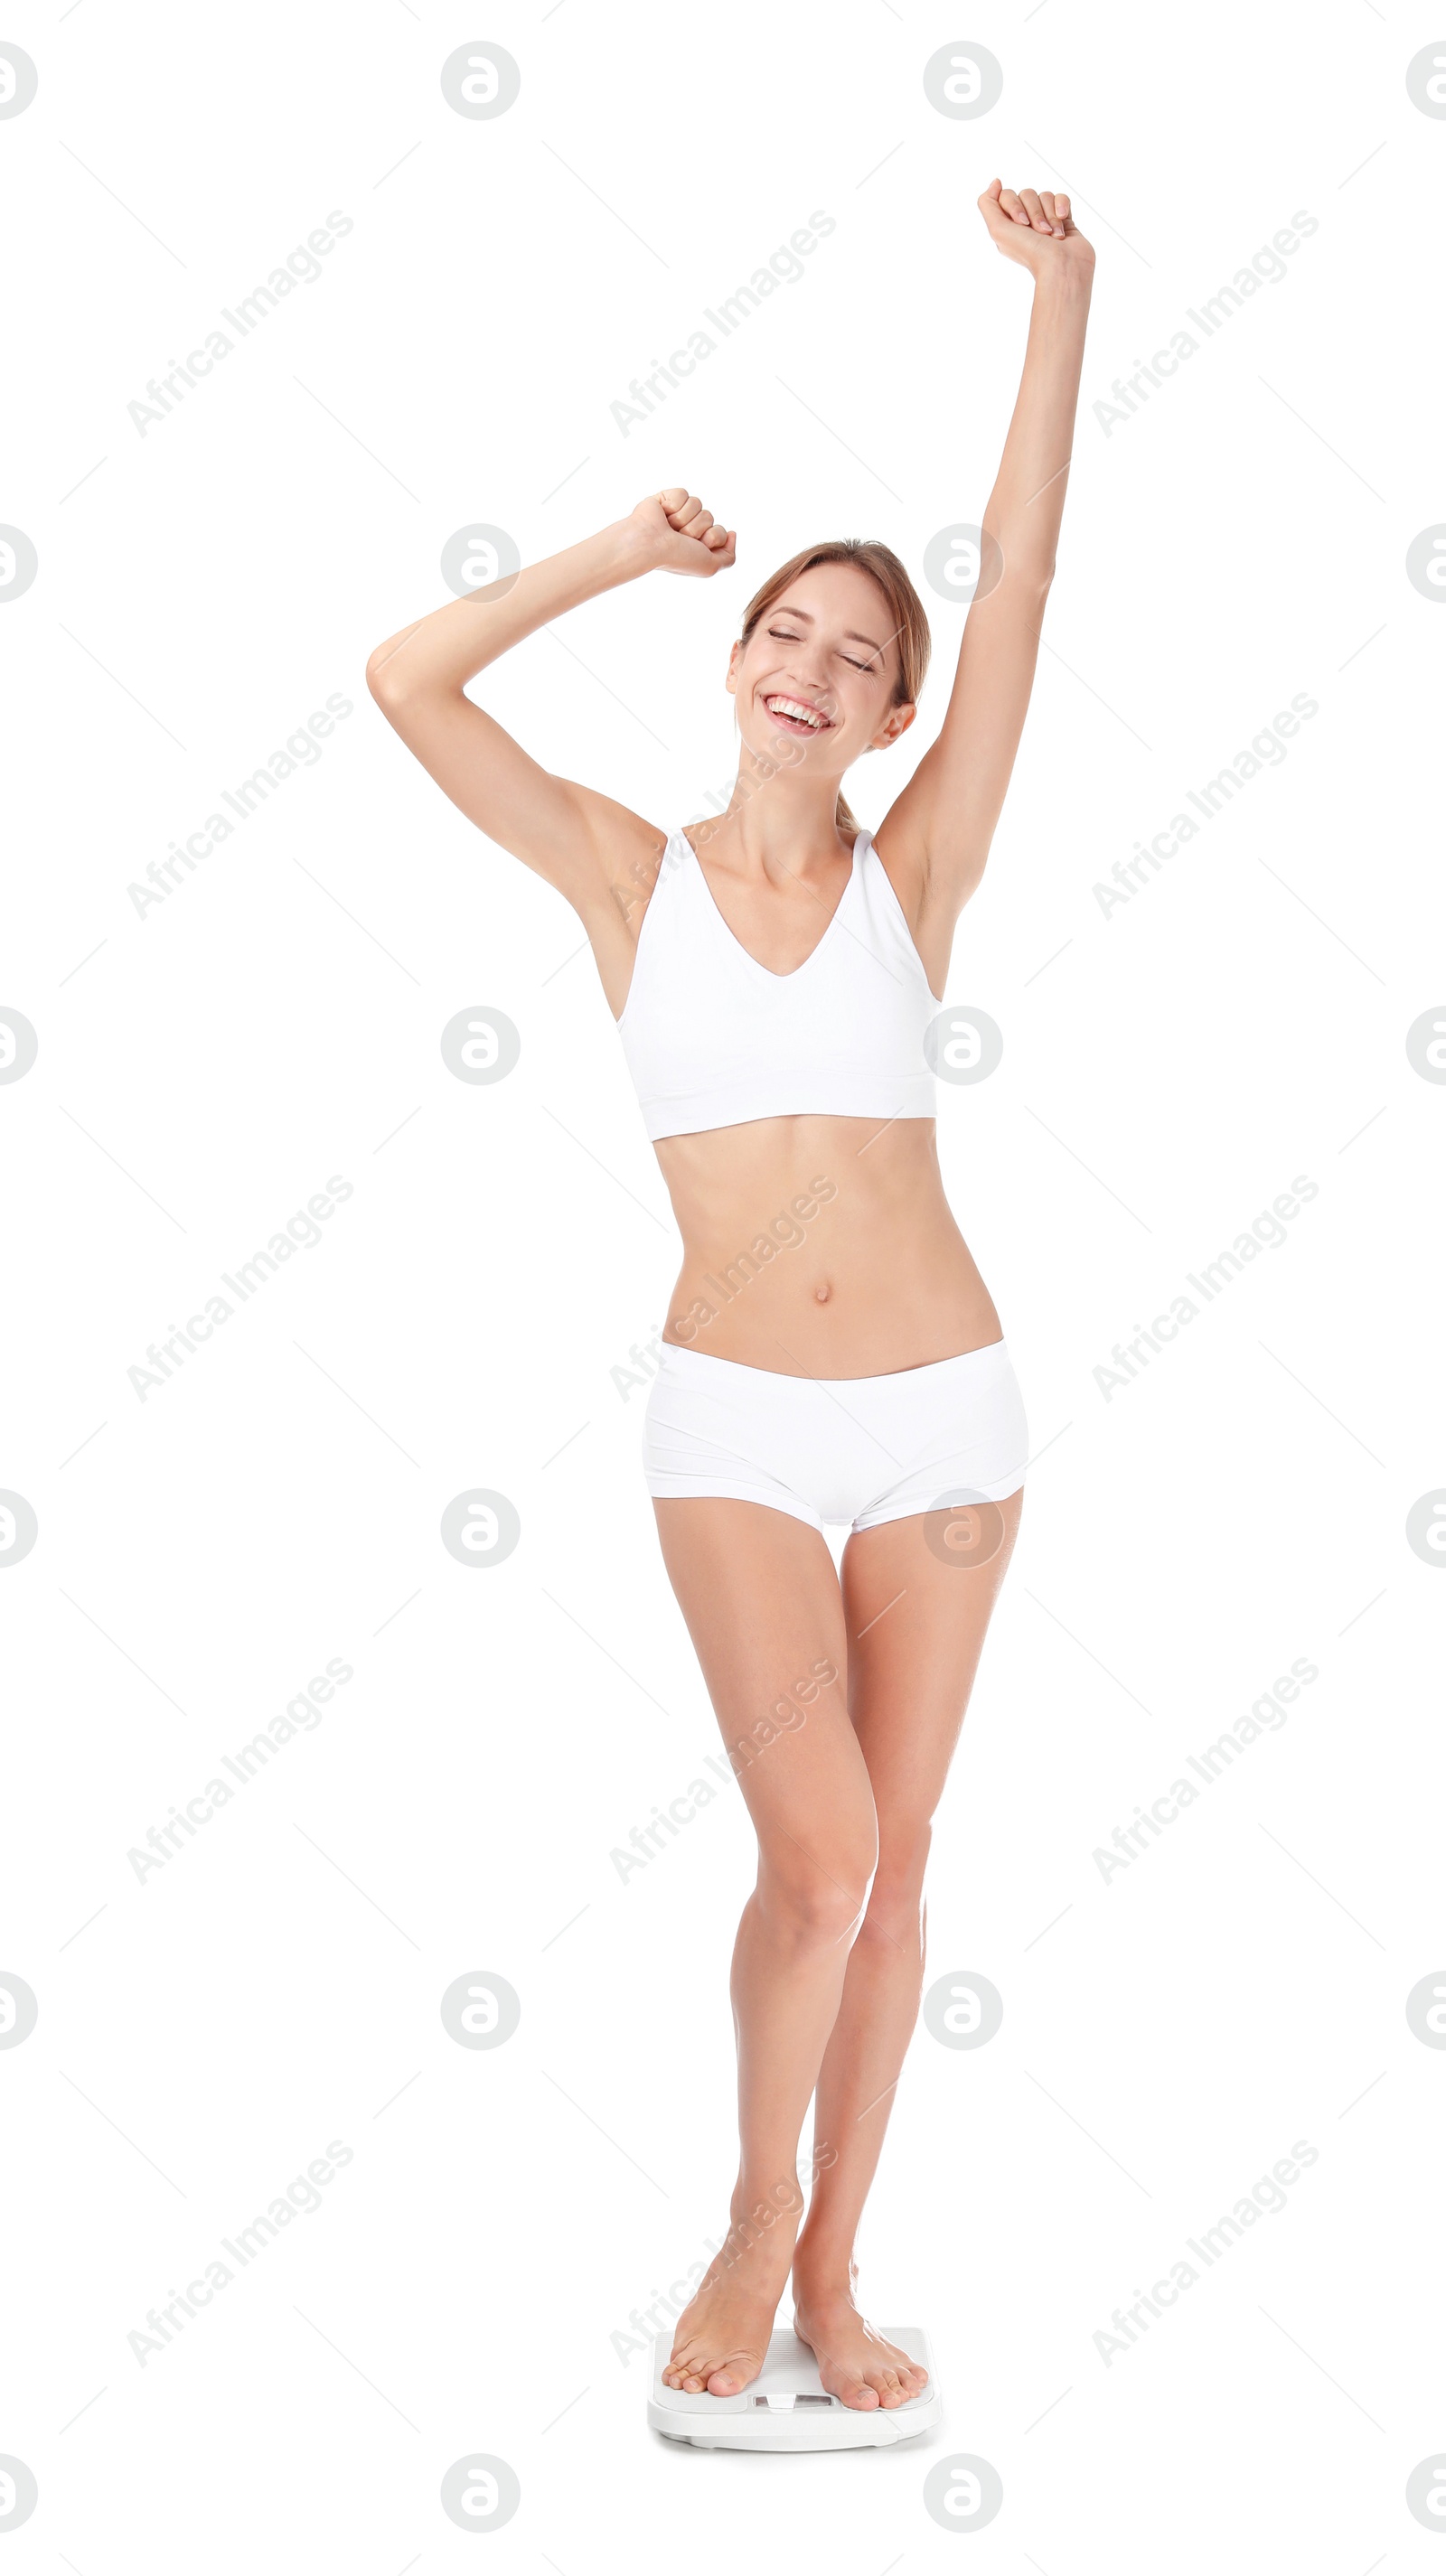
top-left (365, 644), bottom-right (410, 712)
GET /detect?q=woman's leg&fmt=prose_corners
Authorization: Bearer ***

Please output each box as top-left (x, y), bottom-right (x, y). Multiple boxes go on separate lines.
top-left (652, 1496), bottom-right (879, 2398)
top-left (791, 1489), bottom-right (1024, 2407)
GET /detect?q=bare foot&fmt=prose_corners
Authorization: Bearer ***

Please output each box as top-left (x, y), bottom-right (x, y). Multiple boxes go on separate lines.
top-left (792, 2278), bottom-right (930, 2412)
top-left (662, 2205), bottom-right (798, 2398)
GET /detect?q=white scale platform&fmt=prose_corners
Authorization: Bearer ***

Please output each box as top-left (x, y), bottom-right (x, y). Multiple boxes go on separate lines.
top-left (648, 2325), bottom-right (941, 2450)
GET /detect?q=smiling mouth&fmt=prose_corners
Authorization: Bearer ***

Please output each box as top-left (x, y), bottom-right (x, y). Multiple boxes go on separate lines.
top-left (762, 693), bottom-right (833, 735)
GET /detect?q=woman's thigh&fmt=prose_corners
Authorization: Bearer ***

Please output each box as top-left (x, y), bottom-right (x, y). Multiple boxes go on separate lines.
top-left (652, 1498), bottom-right (878, 1896)
top-left (840, 1489), bottom-right (1024, 1841)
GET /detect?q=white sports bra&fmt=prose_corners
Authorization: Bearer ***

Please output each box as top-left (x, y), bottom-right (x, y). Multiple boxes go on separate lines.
top-left (616, 827), bottom-right (939, 1141)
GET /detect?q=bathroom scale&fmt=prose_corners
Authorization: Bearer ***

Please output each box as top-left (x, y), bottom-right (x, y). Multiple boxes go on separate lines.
top-left (648, 2323), bottom-right (941, 2450)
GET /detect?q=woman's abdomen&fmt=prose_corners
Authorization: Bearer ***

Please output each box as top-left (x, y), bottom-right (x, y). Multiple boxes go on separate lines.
top-left (654, 1114), bottom-right (1001, 1378)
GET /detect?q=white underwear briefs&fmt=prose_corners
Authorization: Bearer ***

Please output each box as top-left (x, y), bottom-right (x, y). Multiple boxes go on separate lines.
top-left (642, 1338), bottom-right (1028, 1536)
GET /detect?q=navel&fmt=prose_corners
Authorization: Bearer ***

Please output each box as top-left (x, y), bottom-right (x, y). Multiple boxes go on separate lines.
top-left (813, 1279), bottom-right (831, 1305)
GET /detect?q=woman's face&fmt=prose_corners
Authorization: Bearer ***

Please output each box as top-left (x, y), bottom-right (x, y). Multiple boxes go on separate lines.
top-left (727, 561), bottom-right (915, 778)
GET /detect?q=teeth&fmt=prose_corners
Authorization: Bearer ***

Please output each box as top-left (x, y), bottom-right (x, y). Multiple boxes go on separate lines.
top-left (765, 697), bottom-right (826, 729)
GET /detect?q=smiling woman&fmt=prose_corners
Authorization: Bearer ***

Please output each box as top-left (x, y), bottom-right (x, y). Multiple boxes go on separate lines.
top-left (366, 176), bottom-right (1094, 2426)
top-left (730, 538), bottom-right (930, 836)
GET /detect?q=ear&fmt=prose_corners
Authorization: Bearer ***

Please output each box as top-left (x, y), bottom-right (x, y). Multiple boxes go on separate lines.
top-left (725, 640), bottom-right (743, 698)
top-left (871, 701), bottom-right (915, 750)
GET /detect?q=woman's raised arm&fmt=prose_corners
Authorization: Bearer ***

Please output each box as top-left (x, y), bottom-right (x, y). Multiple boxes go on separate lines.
top-left (879, 183), bottom-right (1094, 936)
top-left (366, 492), bottom-right (734, 918)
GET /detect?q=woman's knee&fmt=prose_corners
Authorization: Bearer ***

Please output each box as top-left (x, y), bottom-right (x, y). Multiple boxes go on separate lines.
top-left (757, 1820), bottom-right (878, 1944)
top-left (863, 1819), bottom-right (933, 1942)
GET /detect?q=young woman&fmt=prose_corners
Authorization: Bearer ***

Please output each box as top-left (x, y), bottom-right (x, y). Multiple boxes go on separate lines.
top-left (369, 181), bottom-right (1093, 2413)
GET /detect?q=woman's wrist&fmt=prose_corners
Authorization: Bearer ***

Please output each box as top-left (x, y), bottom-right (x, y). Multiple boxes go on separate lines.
top-left (601, 512), bottom-right (664, 579)
top-left (1031, 260), bottom-right (1094, 322)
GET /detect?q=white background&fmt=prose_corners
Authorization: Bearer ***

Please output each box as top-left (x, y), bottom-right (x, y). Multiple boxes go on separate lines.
top-left (3, 1), bottom-right (1443, 2566)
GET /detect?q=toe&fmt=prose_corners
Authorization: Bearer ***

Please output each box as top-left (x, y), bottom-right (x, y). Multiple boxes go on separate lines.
top-left (840, 2377), bottom-right (880, 2410)
top-left (664, 2341), bottom-right (707, 2392)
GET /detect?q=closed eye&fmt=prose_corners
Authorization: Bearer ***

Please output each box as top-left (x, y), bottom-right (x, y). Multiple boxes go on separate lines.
top-left (768, 625), bottom-right (875, 673)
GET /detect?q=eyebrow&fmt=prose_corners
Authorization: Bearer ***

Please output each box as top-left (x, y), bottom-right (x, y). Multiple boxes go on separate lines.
top-left (770, 603), bottom-right (886, 655)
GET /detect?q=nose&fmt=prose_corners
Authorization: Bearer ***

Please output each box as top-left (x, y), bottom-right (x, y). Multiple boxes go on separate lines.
top-left (789, 666), bottom-right (835, 713)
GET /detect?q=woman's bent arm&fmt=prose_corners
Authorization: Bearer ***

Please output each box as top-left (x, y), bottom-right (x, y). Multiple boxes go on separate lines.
top-left (365, 493), bottom-right (734, 919)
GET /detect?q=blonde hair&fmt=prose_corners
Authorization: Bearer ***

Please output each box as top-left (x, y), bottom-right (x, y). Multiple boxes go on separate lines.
top-left (737, 539), bottom-right (931, 837)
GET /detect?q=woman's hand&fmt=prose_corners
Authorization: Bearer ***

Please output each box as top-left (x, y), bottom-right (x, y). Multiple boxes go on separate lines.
top-left (630, 488), bottom-right (737, 577)
top-left (977, 179), bottom-right (1094, 282)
